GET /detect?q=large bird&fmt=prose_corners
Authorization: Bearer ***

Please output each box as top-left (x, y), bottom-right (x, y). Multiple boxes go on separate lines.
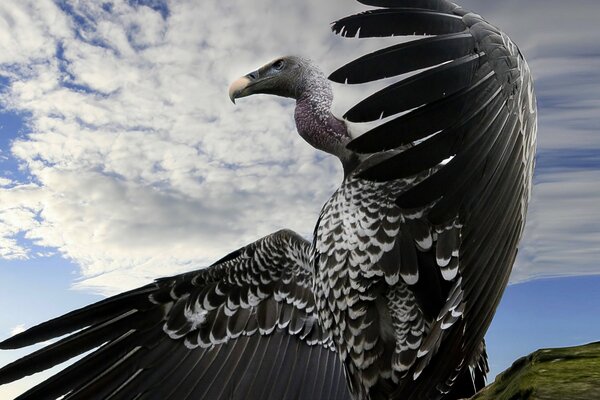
top-left (0, 1), bottom-right (536, 399)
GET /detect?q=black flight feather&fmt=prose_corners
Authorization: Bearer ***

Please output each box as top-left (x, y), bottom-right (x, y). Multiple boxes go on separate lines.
top-left (332, 9), bottom-right (466, 39)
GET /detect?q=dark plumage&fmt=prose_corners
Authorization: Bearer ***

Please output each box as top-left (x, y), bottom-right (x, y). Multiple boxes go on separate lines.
top-left (0, 1), bottom-right (536, 399)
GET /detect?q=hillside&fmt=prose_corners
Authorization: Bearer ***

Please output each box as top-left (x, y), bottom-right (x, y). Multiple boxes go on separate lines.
top-left (472, 342), bottom-right (600, 400)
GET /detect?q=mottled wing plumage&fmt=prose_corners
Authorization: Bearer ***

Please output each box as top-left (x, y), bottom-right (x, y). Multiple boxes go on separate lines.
top-left (0, 230), bottom-right (351, 400)
top-left (313, 173), bottom-right (438, 398)
top-left (328, 0), bottom-right (536, 399)
top-left (160, 230), bottom-right (322, 347)
top-left (387, 284), bottom-right (428, 374)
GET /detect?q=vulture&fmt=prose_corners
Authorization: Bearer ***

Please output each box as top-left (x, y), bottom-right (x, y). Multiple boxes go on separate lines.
top-left (0, 0), bottom-right (537, 399)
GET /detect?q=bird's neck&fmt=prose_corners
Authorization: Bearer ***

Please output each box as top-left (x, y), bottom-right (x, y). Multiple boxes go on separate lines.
top-left (294, 82), bottom-right (358, 175)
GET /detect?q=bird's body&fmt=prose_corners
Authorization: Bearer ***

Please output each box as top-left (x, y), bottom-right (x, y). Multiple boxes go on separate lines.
top-left (0, 1), bottom-right (536, 399)
top-left (314, 172), bottom-right (422, 398)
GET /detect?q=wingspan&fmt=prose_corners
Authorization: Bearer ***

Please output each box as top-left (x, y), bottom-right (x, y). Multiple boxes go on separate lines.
top-left (330, 1), bottom-right (536, 398)
top-left (0, 229), bottom-right (351, 400)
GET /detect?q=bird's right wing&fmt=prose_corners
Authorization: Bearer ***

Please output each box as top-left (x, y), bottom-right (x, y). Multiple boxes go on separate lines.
top-left (0, 229), bottom-right (351, 400)
top-left (330, 0), bottom-right (536, 398)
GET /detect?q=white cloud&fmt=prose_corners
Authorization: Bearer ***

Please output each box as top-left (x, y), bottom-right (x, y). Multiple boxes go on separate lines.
top-left (513, 169), bottom-right (600, 283)
top-left (9, 324), bottom-right (26, 336)
top-left (0, 0), bottom-right (351, 294)
top-left (0, 184), bottom-right (44, 259)
top-left (0, 1), bottom-right (71, 65)
top-left (0, 0), bottom-right (598, 297)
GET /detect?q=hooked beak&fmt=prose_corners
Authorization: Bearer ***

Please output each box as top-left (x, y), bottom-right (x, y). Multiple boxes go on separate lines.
top-left (228, 70), bottom-right (259, 104)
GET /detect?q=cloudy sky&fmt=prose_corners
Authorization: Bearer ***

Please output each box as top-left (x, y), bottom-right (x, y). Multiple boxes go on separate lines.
top-left (0, 0), bottom-right (599, 397)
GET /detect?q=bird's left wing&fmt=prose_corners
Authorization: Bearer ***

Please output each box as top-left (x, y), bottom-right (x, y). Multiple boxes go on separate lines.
top-left (0, 229), bottom-right (351, 400)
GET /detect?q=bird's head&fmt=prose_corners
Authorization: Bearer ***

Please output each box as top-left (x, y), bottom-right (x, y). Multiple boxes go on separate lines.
top-left (228, 55), bottom-right (356, 169)
top-left (228, 55), bottom-right (356, 171)
top-left (228, 56), bottom-right (319, 103)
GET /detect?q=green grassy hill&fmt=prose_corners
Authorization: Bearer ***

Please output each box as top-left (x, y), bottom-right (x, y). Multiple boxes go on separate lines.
top-left (472, 342), bottom-right (600, 400)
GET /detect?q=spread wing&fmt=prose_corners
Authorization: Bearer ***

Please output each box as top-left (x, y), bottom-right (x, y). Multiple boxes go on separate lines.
top-left (330, 1), bottom-right (536, 398)
top-left (0, 230), bottom-right (351, 400)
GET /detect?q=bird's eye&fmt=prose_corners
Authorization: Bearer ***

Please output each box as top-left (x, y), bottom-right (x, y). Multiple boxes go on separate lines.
top-left (273, 59), bottom-right (285, 71)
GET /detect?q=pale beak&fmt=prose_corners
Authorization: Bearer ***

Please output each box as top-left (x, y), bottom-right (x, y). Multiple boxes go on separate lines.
top-left (228, 76), bottom-right (252, 104)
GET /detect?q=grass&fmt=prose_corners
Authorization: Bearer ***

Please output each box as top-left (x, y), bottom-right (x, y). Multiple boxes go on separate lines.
top-left (472, 342), bottom-right (600, 400)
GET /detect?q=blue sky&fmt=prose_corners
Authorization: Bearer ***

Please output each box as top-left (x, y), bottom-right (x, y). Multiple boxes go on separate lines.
top-left (485, 276), bottom-right (600, 378)
top-left (0, 0), bottom-right (599, 397)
